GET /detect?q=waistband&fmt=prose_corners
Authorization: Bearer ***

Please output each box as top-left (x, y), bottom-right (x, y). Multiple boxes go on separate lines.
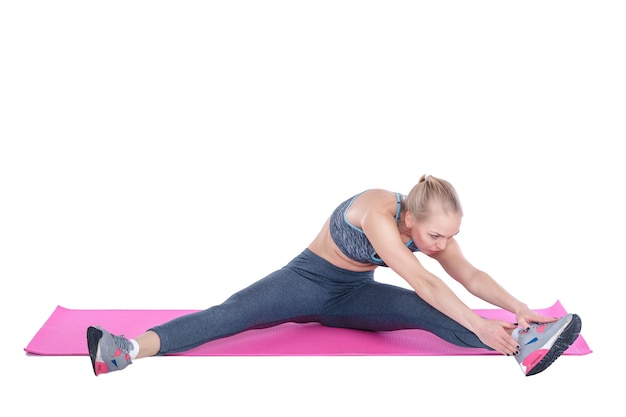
top-left (287, 248), bottom-right (375, 283)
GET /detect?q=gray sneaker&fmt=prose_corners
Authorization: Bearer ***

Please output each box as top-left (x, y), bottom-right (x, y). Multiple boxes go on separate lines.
top-left (87, 326), bottom-right (134, 376)
top-left (512, 313), bottom-right (582, 376)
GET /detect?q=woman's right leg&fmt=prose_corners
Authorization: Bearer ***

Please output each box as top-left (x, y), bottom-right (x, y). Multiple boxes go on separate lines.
top-left (87, 248), bottom-right (362, 374)
top-left (149, 265), bottom-right (329, 355)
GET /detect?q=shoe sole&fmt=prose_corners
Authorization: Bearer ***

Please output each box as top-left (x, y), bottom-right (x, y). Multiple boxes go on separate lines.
top-left (86, 326), bottom-right (103, 376)
top-left (526, 313), bottom-right (582, 376)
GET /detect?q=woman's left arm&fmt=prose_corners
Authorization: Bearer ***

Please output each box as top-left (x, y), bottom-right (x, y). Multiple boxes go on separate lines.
top-left (431, 238), bottom-right (557, 329)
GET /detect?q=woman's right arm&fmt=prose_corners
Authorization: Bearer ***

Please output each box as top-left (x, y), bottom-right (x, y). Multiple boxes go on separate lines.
top-left (360, 208), bottom-right (519, 355)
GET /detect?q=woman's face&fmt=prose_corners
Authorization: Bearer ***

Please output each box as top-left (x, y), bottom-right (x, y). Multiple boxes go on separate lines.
top-left (409, 207), bottom-right (462, 256)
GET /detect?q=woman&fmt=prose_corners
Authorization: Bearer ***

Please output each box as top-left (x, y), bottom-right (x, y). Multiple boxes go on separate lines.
top-left (87, 175), bottom-right (581, 377)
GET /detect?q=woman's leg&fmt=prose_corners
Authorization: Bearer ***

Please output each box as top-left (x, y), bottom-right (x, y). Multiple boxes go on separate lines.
top-left (150, 265), bottom-right (329, 355)
top-left (319, 280), bottom-right (491, 349)
top-left (88, 249), bottom-right (373, 374)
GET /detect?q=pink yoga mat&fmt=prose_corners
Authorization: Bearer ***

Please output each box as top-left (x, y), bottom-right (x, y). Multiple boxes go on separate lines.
top-left (24, 300), bottom-right (592, 356)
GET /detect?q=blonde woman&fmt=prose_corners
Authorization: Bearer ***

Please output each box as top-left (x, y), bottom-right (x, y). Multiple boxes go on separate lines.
top-left (88, 175), bottom-right (581, 377)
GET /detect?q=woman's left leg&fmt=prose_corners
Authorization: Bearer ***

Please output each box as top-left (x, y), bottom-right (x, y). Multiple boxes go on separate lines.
top-left (319, 280), bottom-right (491, 349)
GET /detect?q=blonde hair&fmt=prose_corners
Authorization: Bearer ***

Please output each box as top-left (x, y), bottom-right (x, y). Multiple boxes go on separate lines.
top-left (404, 174), bottom-right (463, 220)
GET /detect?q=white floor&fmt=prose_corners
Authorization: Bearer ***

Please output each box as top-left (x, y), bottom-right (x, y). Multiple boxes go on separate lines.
top-left (3, 2), bottom-right (624, 415)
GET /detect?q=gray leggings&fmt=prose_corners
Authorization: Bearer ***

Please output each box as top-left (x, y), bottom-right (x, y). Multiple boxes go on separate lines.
top-left (150, 248), bottom-right (490, 354)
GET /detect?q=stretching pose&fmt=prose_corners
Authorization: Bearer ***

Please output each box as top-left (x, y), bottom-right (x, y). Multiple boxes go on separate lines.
top-left (87, 175), bottom-right (581, 377)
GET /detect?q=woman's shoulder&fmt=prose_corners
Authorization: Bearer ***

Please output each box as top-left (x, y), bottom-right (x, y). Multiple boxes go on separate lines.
top-left (351, 189), bottom-right (399, 210)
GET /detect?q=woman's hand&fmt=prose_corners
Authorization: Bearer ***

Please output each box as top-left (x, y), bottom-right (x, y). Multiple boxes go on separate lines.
top-left (474, 319), bottom-right (519, 355)
top-left (515, 306), bottom-right (558, 332)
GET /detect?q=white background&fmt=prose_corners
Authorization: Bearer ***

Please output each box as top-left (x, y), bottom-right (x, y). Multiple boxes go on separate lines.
top-left (1, 1), bottom-right (624, 415)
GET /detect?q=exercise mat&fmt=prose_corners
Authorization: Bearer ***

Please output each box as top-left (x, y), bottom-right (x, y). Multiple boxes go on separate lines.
top-left (24, 300), bottom-right (592, 356)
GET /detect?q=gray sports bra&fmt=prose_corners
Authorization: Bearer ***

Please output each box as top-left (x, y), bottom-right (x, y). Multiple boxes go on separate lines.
top-left (329, 191), bottom-right (420, 267)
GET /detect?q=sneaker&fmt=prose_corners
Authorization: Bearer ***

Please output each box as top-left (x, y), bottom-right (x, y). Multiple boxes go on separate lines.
top-left (513, 313), bottom-right (582, 376)
top-left (87, 326), bottom-right (134, 376)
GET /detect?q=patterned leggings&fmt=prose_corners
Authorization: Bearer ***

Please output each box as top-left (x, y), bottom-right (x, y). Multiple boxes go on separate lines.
top-left (150, 248), bottom-right (490, 354)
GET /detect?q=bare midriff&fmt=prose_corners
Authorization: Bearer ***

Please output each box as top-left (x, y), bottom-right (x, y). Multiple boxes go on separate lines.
top-left (307, 218), bottom-right (379, 273)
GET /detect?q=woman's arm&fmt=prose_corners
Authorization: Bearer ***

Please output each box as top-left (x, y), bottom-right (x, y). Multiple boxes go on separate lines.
top-left (357, 198), bottom-right (519, 354)
top-left (432, 239), bottom-right (558, 330)
top-left (431, 239), bottom-right (527, 313)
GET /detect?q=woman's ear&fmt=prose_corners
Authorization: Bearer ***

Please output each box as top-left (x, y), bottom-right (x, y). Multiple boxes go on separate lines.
top-left (404, 211), bottom-right (416, 229)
